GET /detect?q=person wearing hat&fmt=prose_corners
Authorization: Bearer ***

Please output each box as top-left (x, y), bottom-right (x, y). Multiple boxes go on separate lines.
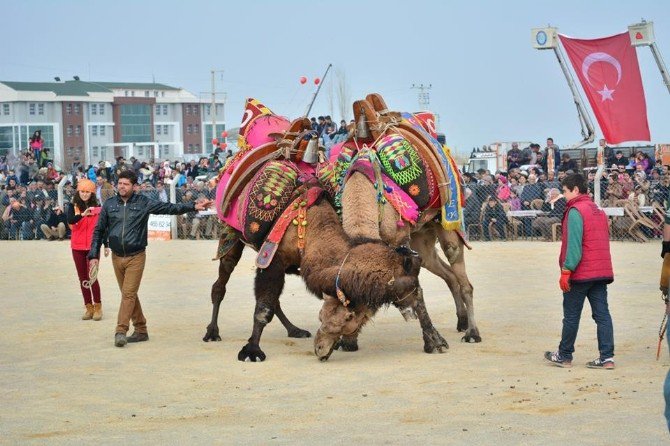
top-left (67, 178), bottom-right (109, 321)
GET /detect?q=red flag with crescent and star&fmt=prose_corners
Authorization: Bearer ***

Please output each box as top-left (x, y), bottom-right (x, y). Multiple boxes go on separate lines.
top-left (559, 32), bottom-right (651, 144)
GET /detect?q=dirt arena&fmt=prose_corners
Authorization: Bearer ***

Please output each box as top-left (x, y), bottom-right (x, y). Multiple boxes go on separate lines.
top-left (0, 239), bottom-right (667, 444)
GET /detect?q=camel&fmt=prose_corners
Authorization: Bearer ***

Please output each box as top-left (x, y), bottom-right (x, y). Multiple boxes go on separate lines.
top-left (232, 189), bottom-right (447, 362)
top-left (204, 157), bottom-right (447, 361)
top-left (340, 173), bottom-right (480, 346)
top-left (331, 94), bottom-right (481, 348)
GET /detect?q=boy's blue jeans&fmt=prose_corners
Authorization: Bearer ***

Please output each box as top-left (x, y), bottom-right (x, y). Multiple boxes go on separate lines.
top-left (558, 280), bottom-right (614, 361)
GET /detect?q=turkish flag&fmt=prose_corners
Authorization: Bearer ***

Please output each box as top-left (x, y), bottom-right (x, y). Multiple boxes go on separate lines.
top-left (559, 32), bottom-right (651, 143)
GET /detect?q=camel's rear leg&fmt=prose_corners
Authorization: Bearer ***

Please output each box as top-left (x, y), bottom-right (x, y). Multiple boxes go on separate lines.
top-left (411, 226), bottom-right (469, 332)
top-left (436, 227), bottom-right (480, 343)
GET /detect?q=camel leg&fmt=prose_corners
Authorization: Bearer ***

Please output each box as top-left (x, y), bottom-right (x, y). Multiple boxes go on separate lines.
top-left (237, 260), bottom-right (285, 362)
top-left (412, 287), bottom-right (449, 353)
top-left (410, 226), bottom-right (468, 332)
top-left (334, 331), bottom-right (360, 352)
top-left (275, 305), bottom-right (311, 338)
top-left (437, 227), bottom-right (481, 343)
top-left (203, 239), bottom-right (244, 342)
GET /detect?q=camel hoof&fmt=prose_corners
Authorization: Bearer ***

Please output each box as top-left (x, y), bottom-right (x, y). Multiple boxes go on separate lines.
top-left (461, 332), bottom-right (482, 343)
top-left (237, 344), bottom-right (266, 362)
top-left (424, 331), bottom-right (449, 353)
top-left (287, 327), bottom-right (312, 339)
top-left (334, 338), bottom-right (359, 352)
top-left (456, 316), bottom-right (468, 333)
top-left (203, 327), bottom-right (222, 342)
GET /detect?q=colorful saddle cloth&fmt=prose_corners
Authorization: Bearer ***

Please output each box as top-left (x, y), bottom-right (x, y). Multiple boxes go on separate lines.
top-left (240, 160), bottom-right (301, 249)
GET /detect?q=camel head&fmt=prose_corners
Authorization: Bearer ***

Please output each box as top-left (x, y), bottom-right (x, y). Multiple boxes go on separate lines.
top-left (314, 296), bottom-right (370, 361)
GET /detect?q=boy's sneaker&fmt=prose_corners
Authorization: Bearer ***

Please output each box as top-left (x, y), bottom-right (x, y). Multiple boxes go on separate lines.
top-left (544, 351), bottom-right (572, 368)
top-left (586, 357), bottom-right (615, 369)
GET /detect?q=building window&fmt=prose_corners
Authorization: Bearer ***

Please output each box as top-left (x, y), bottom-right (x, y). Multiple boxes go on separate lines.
top-left (67, 125), bottom-right (73, 136)
top-left (74, 104), bottom-right (80, 114)
top-left (92, 126), bottom-right (98, 136)
top-left (155, 105), bottom-right (161, 116)
top-left (185, 104), bottom-right (191, 116)
top-left (67, 147), bottom-right (74, 156)
top-left (66, 104), bottom-right (71, 115)
top-left (188, 144), bottom-right (193, 152)
top-left (193, 106), bottom-right (199, 116)
top-left (76, 125), bottom-right (81, 136)
top-left (156, 125), bottom-right (161, 135)
top-left (161, 91), bottom-right (165, 97)
top-left (187, 124), bottom-right (192, 135)
top-left (138, 147), bottom-right (145, 157)
top-left (91, 104), bottom-right (97, 115)
top-left (100, 147), bottom-right (107, 160)
top-left (195, 144), bottom-right (200, 152)
top-left (2, 103), bottom-right (9, 115)
top-left (92, 146), bottom-right (99, 157)
top-left (119, 103), bottom-right (151, 143)
top-left (162, 105), bottom-right (168, 115)
top-left (130, 91), bottom-right (135, 97)
top-left (29, 103), bottom-right (36, 115)
top-left (99, 126), bottom-right (105, 136)
top-left (154, 91), bottom-right (158, 97)
top-left (206, 105), bottom-right (211, 115)
top-left (145, 91), bottom-right (150, 97)
top-left (163, 125), bottom-right (168, 134)
top-left (125, 90), bottom-right (129, 97)
top-left (38, 103), bottom-right (44, 115)
top-left (194, 124), bottom-right (199, 134)
top-left (99, 104), bottom-right (105, 115)
top-left (216, 104), bottom-right (223, 115)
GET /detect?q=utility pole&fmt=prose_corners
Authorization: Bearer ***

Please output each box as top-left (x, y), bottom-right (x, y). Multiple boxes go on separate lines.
top-left (210, 69), bottom-right (225, 154)
top-left (411, 83), bottom-right (432, 110)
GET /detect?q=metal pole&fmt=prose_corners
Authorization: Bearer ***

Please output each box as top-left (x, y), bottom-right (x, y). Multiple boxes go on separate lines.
top-left (594, 146), bottom-right (604, 207)
top-left (57, 174), bottom-right (69, 209)
top-left (305, 64), bottom-right (332, 117)
top-left (553, 44), bottom-right (596, 149)
top-left (211, 70), bottom-right (216, 154)
top-left (170, 173), bottom-right (180, 240)
top-left (649, 42), bottom-right (670, 95)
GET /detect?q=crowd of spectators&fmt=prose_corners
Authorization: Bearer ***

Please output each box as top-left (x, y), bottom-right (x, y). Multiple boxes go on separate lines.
top-left (0, 146), bottom-right (231, 241)
top-left (464, 145), bottom-right (667, 241)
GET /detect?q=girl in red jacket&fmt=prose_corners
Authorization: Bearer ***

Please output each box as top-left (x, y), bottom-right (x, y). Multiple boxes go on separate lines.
top-left (67, 179), bottom-right (109, 320)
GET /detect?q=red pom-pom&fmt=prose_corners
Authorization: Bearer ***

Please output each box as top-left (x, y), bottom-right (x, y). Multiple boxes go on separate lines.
top-left (212, 138), bottom-right (219, 145)
top-left (314, 78), bottom-right (321, 85)
top-left (299, 76), bottom-right (307, 84)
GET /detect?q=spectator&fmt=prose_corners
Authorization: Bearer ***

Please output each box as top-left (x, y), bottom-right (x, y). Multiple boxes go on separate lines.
top-left (507, 143), bottom-right (522, 170)
top-left (532, 188), bottom-right (566, 240)
top-left (611, 151), bottom-right (628, 169)
top-left (482, 196), bottom-right (507, 241)
top-left (496, 176), bottom-right (511, 201)
top-left (558, 153), bottom-right (577, 172)
top-left (543, 138), bottom-right (560, 174)
top-left (40, 205), bottom-right (67, 240)
top-left (29, 130), bottom-right (44, 162)
top-left (599, 139), bottom-right (615, 166)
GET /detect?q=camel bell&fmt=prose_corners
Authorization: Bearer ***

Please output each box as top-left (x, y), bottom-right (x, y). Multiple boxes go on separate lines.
top-left (302, 136), bottom-right (319, 164)
top-left (356, 111), bottom-right (371, 139)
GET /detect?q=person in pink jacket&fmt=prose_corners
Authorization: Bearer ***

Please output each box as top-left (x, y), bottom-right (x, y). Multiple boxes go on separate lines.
top-left (67, 179), bottom-right (109, 320)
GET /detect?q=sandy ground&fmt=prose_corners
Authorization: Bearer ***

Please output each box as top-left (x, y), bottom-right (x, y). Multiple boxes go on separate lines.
top-left (0, 239), bottom-right (668, 445)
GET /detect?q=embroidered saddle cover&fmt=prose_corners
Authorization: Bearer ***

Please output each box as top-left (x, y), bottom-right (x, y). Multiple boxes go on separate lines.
top-left (240, 160), bottom-right (301, 249)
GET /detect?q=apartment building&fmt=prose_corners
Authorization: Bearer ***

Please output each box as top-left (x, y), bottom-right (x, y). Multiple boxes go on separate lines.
top-left (0, 80), bottom-right (226, 169)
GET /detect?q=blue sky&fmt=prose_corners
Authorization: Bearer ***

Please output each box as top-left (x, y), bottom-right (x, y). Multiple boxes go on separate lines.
top-left (3, 0), bottom-right (669, 154)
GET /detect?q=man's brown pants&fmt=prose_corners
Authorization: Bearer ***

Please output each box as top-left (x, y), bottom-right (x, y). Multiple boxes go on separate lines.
top-left (112, 251), bottom-right (147, 334)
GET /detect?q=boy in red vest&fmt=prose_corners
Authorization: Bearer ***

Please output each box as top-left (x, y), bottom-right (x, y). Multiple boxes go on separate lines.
top-left (544, 173), bottom-right (615, 369)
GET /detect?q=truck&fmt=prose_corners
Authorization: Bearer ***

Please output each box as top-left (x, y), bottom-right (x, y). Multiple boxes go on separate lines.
top-left (463, 141), bottom-right (532, 173)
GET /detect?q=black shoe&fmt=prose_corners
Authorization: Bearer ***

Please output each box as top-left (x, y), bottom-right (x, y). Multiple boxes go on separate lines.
top-left (115, 332), bottom-right (127, 347)
top-left (127, 332), bottom-right (149, 343)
